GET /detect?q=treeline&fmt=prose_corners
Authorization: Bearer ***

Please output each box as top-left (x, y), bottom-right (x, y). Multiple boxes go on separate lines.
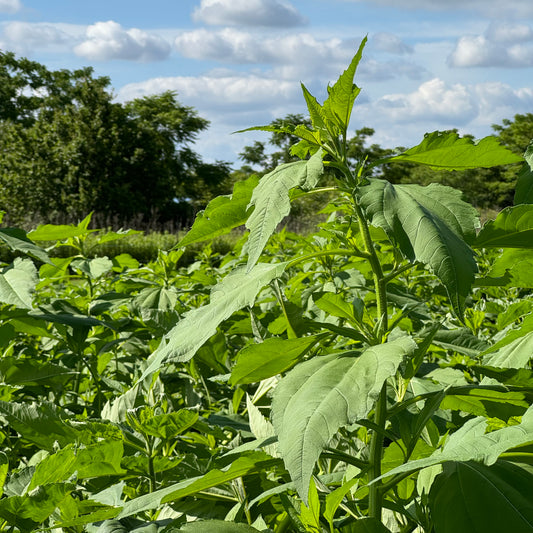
top-left (0, 51), bottom-right (532, 230)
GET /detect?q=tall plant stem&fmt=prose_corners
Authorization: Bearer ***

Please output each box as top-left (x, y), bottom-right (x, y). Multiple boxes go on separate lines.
top-left (352, 197), bottom-right (389, 521)
top-left (368, 382), bottom-right (387, 520)
top-left (353, 201), bottom-right (388, 339)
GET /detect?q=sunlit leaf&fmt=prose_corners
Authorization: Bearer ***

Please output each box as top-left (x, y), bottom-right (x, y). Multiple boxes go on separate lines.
top-left (140, 262), bottom-right (288, 380)
top-left (359, 179), bottom-right (478, 318)
top-left (382, 131), bottom-right (523, 170)
top-left (271, 336), bottom-right (416, 503)
top-left (476, 205), bottom-right (533, 248)
top-left (245, 150), bottom-right (323, 270)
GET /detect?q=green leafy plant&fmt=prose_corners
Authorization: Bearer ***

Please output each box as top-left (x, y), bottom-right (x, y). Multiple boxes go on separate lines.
top-left (0, 36), bottom-right (533, 533)
top-left (125, 36), bottom-right (533, 532)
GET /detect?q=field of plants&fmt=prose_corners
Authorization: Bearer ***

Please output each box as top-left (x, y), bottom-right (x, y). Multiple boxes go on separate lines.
top-left (1, 38), bottom-right (533, 532)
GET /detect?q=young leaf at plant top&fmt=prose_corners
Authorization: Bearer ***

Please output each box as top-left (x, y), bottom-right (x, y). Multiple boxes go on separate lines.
top-left (271, 336), bottom-right (417, 503)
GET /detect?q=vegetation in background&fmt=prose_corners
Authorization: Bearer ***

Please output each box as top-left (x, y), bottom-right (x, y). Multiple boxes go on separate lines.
top-left (0, 52), bottom-right (233, 228)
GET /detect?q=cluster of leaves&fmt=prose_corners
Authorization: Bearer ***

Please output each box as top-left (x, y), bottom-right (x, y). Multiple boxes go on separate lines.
top-left (0, 37), bottom-right (533, 533)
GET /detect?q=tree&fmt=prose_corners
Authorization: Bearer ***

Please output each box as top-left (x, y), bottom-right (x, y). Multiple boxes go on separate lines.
top-left (0, 52), bottom-right (231, 228)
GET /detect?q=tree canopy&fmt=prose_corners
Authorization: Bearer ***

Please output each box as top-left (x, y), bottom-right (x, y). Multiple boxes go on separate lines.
top-left (0, 51), bottom-right (231, 228)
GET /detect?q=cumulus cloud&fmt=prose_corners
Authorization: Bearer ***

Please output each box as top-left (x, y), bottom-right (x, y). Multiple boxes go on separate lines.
top-left (119, 73), bottom-right (301, 114)
top-left (371, 32), bottom-right (413, 55)
top-left (192, 0), bottom-right (306, 27)
top-left (448, 22), bottom-right (533, 67)
top-left (0, 22), bottom-right (72, 54)
top-left (175, 29), bottom-right (422, 81)
top-left (74, 21), bottom-right (171, 62)
top-left (0, 0), bottom-right (21, 13)
top-left (373, 78), bottom-right (477, 124)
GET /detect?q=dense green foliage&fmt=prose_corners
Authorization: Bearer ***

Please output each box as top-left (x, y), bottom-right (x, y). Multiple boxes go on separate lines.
top-left (0, 52), bottom-right (232, 227)
top-left (0, 38), bottom-right (533, 533)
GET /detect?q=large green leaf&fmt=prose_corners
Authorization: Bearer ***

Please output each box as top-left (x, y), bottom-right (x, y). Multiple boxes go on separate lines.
top-left (429, 461), bottom-right (533, 533)
top-left (230, 335), bottom-right (322, 385)
top-left (178, 174), bottom-right (259, 247)
top-left (0, 258), bottom-right (38, 310)
top-left (379, 404), bottom-right (533, 480)
top-left (271, 336), bottom-right (417, 503)
top-left (359, 179), bottom-right (478, 318)
top-left (515, 142), bottom-right (533, 205)
top-left (475, 205), bottom-right (533, 248)
top-left (140, 262), bottom-right (288, 380)
top-left (245, 150), bottom-right (323, 270)
top-left (382, 131), bottom-right (523, 170)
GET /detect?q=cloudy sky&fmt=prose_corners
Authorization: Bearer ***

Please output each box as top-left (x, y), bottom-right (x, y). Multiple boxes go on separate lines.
top-left (1, 0), bottom-right (532, 165)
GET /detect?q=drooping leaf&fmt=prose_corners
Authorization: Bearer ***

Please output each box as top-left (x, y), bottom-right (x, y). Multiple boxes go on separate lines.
top-left (178, 174), bottom-right (259, 247)
top-left (359, 179), bottom-right (478, 318)
top-left (271, 336), bottom-right (417, 503)
top-left (0, 484), bottom-right (73, 530)
top-left (378, 404), bottom-right (533, 480)
top-left (117, 453), bottom-right (278, 519)
top-left (515, 142), bottom-right (533, 205)
top-left (230, 335), bottom-right (322, 385)
top-left (0, 227), bottom-right (51, 264)
top-left (0, 258), bottom-right (38, 309)
top-left (381, 131), bottom-right (523, 170)
top-left (475, 205), bottom-right (533, 248)
top-left (440, 388), bottom-right (529, 420)
top-left (429, 461), bottom-right (533, 533)
top-left (245, 150), bottom-right (323, 270)
top-left (140, 262), bottom-right (288, 380)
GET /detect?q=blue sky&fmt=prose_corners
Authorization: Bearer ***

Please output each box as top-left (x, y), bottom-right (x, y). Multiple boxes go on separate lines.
top-left (1, 0), bottom-right (532, 165)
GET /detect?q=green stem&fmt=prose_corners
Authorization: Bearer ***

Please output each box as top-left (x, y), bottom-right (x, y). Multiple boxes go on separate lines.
top-left (352, 201), bottom-right (388, 340)
top-left (368, 382), bottom-right (388, 520)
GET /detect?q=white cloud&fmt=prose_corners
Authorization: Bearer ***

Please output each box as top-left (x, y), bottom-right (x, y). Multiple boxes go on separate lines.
top-left (355, 78), bottom-right (533, 149)
top-left (0, 0), bottom-right (21, 13)
top-left (1, 22), bottom-right (69, 54)
top-left (192, 0), bottom-right (306, 27)
top-left (74, 21), bottom-right (171, 62)
top-left (337, 0), bottom-right (533, 17)
top-left (373, 78), bottom-right (477, 124)
top-left (448, 22), bottom-right (533, 68)
top-left (175, 29), bottom-right (423, 81)
top-left (119, 73), bottom-right (300, 114)
top-left (371, 32), bottom-right (413, 55)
